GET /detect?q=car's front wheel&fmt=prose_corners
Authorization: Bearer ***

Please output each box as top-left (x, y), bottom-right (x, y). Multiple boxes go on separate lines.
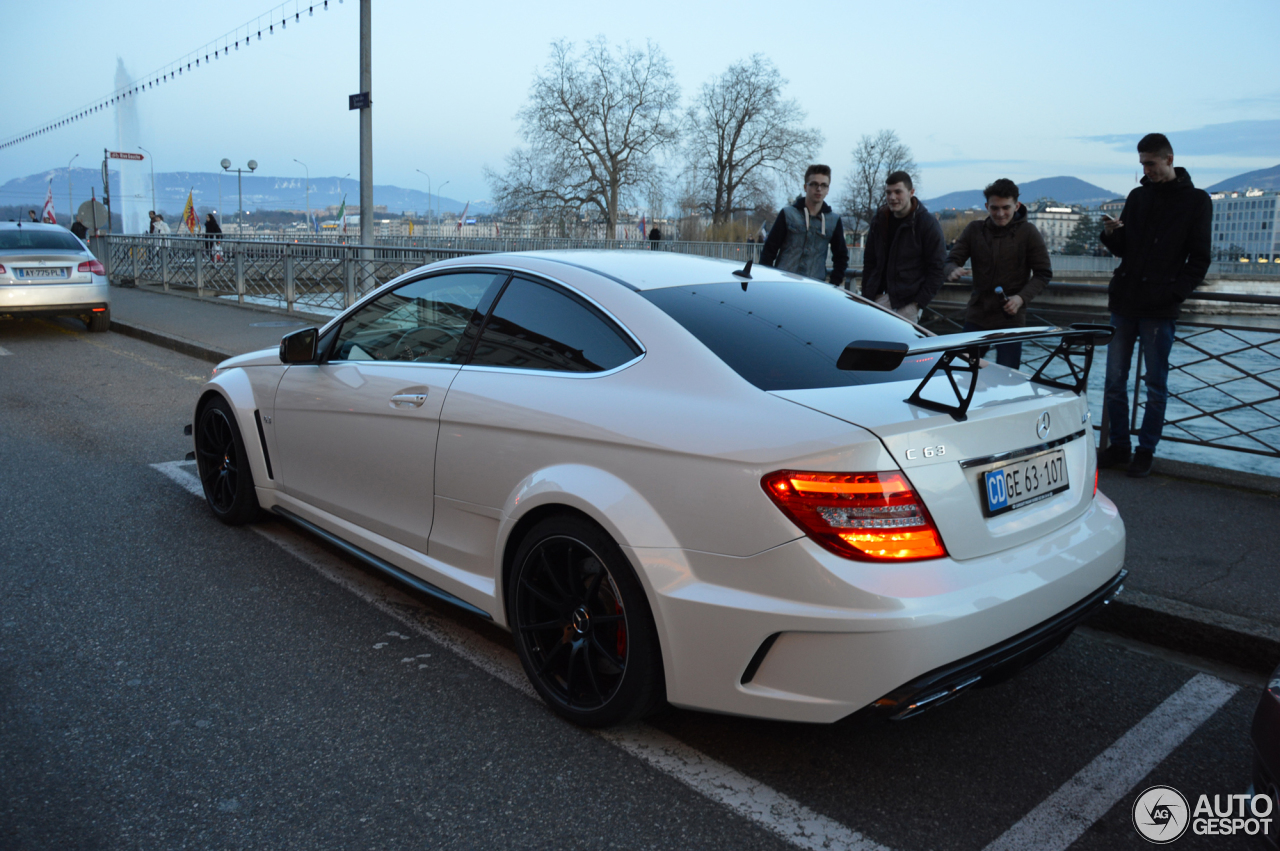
top-left (508, 515), bottom-right (664, 727)
top-left (195, 395), bottom-right (262, 525)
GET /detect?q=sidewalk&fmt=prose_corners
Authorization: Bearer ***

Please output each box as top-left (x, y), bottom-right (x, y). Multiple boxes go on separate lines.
top-left (109, 283), bottom-right (1280, 677)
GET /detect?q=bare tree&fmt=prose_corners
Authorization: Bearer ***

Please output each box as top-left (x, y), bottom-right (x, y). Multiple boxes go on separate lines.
top-left (683, 56), bottom-right (822, 235)
top-left (486, 39), bottom-right (681, 235)
top-left (839, 130), bottom-right (918, 234)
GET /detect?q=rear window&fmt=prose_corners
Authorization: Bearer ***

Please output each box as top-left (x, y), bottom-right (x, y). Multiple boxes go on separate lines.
top-left (640, 280), bottom-right (937, 391)
top-left (0, 229), bottom-right (85, 252)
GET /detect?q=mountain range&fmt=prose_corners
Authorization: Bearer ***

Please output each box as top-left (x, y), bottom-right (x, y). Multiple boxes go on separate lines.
top-left (0, 167), bottom-right (489, 219)
top-left (925, 176), bottom-right (1123, 210)
top-left (1206, 164), bottom-right (1280, 192)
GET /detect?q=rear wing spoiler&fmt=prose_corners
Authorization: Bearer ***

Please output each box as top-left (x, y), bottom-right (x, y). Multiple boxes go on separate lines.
top-left (838, 324), bottom-right (1114, 421)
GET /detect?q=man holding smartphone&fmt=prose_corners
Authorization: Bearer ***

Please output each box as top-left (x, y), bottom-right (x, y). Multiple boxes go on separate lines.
top-left (1098, 133), bottom-right (1212, 478)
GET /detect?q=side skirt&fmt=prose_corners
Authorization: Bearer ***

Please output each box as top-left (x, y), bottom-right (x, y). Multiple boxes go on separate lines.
top-left (273, 507), bottom-right (493, 620)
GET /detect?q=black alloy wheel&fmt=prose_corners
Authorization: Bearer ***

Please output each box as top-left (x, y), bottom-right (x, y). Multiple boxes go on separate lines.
top-left (509, 516), bottom-right (664, 727)
top-left (195, 396), bottom-right (262, 525)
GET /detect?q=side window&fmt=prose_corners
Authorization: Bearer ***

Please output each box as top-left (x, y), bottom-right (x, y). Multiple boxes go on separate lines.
top-left (467, 277), bottom-right (641, 373)
top-left (330, 272), bottom-right (505, 364)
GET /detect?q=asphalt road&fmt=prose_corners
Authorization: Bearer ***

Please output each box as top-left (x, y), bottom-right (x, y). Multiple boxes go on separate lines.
top-left (0, 316), bottom-right (1269, 851)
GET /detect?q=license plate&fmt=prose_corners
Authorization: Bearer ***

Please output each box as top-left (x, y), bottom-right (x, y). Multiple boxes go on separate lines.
top-left (17, 267), bottom-right (68, 279)
top-left (982, 449), bottom-right (1069, 516)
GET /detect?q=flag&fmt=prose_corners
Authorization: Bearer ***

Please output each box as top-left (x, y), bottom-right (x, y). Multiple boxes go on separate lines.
top-left (337, 194), bottom-right (347, 234)
top-left (181, 190), bottom-right (198, 233)
top-left (41, 181), bottom-right (57, 223)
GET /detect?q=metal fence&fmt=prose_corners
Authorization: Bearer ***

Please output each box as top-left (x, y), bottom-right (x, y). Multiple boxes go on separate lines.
top-left (921, 285), bottom-right (1280, 459)
top-left (103, 235), bottom-right (484, 314)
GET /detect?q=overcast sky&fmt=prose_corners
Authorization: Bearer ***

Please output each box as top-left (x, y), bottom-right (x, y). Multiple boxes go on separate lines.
top-left (5, 0), bottom-right (1278, 210)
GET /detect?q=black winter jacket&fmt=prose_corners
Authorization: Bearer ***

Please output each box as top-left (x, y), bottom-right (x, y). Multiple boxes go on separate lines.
top-left (1099, 167), bottom-right (1212, 319)
top-left (860, 198), bottom-right (945, 309)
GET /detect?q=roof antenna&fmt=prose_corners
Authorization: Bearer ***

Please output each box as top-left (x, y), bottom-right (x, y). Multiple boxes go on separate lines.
top-left (732, 258), bottom-right (753, 290)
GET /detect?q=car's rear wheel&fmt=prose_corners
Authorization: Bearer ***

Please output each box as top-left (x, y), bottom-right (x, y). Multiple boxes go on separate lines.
top-left (508, 515), bottom-right (664, 727)
top-left (195, 396), bottom-right (262, 525)
top-left (86, 307), bottom-right (110, 332)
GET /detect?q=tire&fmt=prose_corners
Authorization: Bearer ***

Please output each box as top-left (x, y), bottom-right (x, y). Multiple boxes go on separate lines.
top-left (508, 515), bottom-right (664, 727)
top-left (194, 395), bottom-right (262, 525)
top-left (86, 307), bottom-right (110, 333)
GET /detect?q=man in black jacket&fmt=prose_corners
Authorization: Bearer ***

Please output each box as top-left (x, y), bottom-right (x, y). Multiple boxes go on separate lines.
top-left (860, 171), bottom-right (945, 323)
top-left (1098, 133), bottom-right (1211, 478)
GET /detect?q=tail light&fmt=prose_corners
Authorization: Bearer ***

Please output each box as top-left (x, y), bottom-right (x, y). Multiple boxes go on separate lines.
top-left (762, 470), bottom-right (947, 561)
top-left (0, 264), bottom-right (6, 274)
top-left (78, 259), bottom-right (106, 275)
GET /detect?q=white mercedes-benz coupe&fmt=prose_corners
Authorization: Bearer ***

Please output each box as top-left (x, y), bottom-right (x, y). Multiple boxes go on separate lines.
top-left (191, 250), bottom-right (1125, 727)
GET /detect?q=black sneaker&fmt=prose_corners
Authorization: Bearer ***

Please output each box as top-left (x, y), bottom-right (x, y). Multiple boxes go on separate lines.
top-left (1127, 448), bottom-right (1154, 478)
top-left (1097, 444), bottom-right (1132, 468)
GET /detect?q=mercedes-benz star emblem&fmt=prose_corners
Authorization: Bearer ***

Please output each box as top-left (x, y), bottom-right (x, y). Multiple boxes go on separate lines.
top-left (1036, 411), bottom-right (1051, 440)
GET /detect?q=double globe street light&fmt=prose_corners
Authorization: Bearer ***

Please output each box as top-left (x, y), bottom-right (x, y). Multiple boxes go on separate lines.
top-left (221, 158), bottom-right (257, 234)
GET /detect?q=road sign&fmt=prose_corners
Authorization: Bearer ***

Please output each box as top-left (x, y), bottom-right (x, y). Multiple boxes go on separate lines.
top-left (348, 92), bottom-right (371, 110)
top-left (77, 199), bottom-right (109, 232)
top-left (107, 151), bottom-right (144, 161)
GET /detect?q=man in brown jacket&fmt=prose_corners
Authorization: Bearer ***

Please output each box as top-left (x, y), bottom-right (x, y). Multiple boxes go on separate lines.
top-left (943, 178), bottom-right (1052, 368)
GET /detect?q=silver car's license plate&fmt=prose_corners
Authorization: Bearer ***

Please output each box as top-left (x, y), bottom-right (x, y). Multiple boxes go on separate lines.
top-left (982, 448), bottom-right (1069, 516)
top-left (17, 267), bottom-right (68, 279)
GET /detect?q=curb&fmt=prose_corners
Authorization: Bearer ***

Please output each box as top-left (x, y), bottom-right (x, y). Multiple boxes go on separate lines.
top-left (109, 318), bottom-right (232, 365)
top-left (1089, 589), bottom-right (1280, 676)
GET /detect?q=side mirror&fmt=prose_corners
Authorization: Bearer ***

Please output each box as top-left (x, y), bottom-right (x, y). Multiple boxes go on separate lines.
top-left (280, 327), bottom-right (318, 363)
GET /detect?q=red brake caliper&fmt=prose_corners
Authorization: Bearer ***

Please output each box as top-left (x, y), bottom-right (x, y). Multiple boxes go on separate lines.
top-left (615, 599), bottom-right (627, 660)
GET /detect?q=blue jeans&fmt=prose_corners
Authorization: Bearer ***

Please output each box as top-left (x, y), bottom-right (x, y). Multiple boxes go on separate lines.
top-left (962, 321), bottom-right (1022, 369)
top-left (1104, 313), bottom-right (1176, 452)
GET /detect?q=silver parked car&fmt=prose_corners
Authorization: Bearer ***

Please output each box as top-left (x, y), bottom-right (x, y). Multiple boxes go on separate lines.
top-left (0, 222), bottom-right (110, 331)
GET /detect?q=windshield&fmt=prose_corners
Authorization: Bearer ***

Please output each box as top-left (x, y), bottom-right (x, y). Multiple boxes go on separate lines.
top-left (0, 229), bottom-right (86, 252)
top-left (641, 280), bottom-right (938, 391)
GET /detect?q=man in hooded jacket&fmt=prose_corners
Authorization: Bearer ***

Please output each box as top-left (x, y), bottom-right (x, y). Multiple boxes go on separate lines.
top-left (1098, 133), bottom-right (1211, 478)
top-left (944, 178), bottom-right (1052, 368)
top-left (760, 164), bottom-right (848, 285)
top-left (860, 171), bottom-right (945, 323)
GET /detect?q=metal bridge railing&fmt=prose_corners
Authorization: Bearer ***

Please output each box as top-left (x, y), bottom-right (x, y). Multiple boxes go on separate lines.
top-left (103, 235), bottom-right (486, 314)
top-left (918, 281), bottom-right (1280, 459)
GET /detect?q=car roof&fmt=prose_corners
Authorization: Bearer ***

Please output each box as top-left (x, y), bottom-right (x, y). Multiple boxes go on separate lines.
top-left (480, 249), bottom-right (811, 292)
top-left (0, 221), bottom-right (69, 231)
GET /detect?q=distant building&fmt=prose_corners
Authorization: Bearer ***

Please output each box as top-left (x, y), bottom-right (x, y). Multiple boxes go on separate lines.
top-left (1024, 200), bottom-right (1084, 253)
top-left (1209, 189), bottom-right (1279, 263)
top-left (1097, 198), bottom-right (1125, 216)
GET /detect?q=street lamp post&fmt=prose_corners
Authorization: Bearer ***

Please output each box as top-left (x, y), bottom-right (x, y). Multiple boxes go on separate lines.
top-left (138, 146), bottom-right (155, 214)
top-left (437, 180), bottom-right (449, 230)
top-left (415, 169), bottom-right (431, 235)
top-left (67, 154), bottom-right (78, 224)
top-left (294, 159), bottom-right (311, 234)
top-left (221, 158), bottom-right (258, 234)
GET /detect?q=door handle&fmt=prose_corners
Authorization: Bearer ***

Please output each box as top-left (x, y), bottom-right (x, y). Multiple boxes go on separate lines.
top-left (389, 393), bottom-right (427, 409)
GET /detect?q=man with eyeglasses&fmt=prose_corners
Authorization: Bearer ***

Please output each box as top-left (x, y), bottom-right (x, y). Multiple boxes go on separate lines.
top-left (760, 165), bottom-right (848, 284)
top-left (860, 170), bottom-right (945, 324)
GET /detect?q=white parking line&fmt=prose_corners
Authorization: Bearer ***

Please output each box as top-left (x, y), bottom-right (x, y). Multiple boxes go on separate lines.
top-left (0, 345), bottom-right (12, 356)
top-left (982, 672), bottom-right (1240, 851)
top-left (150, 460), bottom-right (889, 851)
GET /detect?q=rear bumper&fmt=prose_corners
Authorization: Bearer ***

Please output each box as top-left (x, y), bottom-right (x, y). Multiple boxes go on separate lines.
top-left (631, 492), bottom-right (1126, 723)
top-left (0, 280), bottom-right (109, 315)
top-left (864, 569), bottom-right (1126, 720)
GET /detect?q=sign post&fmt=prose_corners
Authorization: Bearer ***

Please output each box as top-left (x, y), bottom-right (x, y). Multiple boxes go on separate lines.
top-left (101, 149), bottom-right (111, 234)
